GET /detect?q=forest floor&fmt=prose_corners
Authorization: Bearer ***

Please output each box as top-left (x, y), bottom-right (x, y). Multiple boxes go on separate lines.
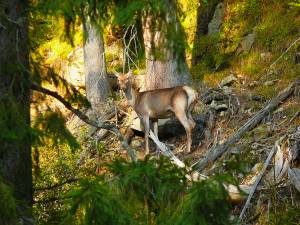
top-left (77, 73), bottom-right (300, 224)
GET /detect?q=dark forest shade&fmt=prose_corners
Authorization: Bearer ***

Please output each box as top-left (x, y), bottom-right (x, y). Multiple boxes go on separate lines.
top-left (0, 0), bottom-right (32, 219)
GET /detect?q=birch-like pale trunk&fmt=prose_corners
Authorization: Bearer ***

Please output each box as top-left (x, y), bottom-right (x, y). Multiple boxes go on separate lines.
top-left (83, 19), bottom-right (110, 112)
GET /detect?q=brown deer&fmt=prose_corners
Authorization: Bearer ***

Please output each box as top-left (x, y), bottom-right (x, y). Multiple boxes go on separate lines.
top-left (116, 70), bottom-right (198, 156)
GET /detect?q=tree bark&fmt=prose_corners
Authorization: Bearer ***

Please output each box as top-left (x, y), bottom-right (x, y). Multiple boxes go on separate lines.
top-left (83, 19), bottom-right (110, 112)
top-left (0, 0), bottom-right (32, 222)
top-left (142, 0), bottom-right (190, 90)
top-left (192, 0), bottom-right (220, 65)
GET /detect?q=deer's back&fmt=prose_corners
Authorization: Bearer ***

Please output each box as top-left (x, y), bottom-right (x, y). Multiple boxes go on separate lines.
top-left (134, 86), bottom-right (197, 118)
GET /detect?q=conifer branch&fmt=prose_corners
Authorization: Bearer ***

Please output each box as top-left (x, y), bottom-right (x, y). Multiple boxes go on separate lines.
top-left (31, 83), bottom-right (137, 161)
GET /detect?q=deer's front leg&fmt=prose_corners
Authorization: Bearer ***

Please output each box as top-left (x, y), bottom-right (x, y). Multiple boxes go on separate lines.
top-left (152, 119), bottom-right (160, 156)
top-left (141, 116), bottom-right (150, 156)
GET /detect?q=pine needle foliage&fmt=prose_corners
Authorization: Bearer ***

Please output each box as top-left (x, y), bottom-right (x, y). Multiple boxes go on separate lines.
top-left (0, 178), bottom-right (17, 225)
top-left (169, 176), bottom-right (233, 225)
top-left (33, 111), bottom-right (79, 151)
top-left (62, 177), bottom-right (135, 225)
top-left (60, 158), bottom-right (233, 225)
top-left (108, 156), bottom-right (187, 216)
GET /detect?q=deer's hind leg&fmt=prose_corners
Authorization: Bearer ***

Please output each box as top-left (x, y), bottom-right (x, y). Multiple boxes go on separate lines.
top-left (172, 95), bottom-right (192, 153)
top-left (187, 101), bottom-right (196, 129)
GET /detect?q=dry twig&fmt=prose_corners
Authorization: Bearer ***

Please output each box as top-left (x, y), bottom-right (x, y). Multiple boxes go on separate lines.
top-left (239, 142), bottom-right (278, 220)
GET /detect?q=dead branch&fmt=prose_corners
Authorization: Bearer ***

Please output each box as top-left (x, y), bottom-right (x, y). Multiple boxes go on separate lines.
top-left (289, 108), bottom-right (300, 123)
top-left (270, 36), bottom-right (300, 69)
top-left (239, 142), bottom-right (278, 220)
top-left (193, 77), bottom-right (300, 172)
top-left (31, 83), bottom-right (137, 161)
top-left (149, 130), bottom-right (208, 182)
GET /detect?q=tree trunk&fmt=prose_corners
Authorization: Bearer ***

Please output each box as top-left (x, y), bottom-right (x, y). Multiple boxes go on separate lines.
top-left (142, 1), bottom-right (190, 90)
top-left (192, 0), bottom-right (220, 66)
top-left (83, 19), bottom-right (110, 113)
top-left (0, 0), bottom-right (32, 222)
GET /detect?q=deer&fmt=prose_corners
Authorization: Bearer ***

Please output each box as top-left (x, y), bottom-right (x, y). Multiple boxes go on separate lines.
top-left (115, 70), bottom-right (198, 156)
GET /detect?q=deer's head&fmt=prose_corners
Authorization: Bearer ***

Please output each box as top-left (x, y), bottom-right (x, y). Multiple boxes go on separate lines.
top-left (115, 70), bottom-right (133, 90)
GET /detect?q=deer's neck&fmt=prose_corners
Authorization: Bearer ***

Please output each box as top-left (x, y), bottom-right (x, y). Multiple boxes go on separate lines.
top-left (124, 83), bottom-right (138, 107)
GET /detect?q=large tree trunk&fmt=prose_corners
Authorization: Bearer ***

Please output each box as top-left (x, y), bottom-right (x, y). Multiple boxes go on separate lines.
top-left (0, 0), bottom-right (32, 222)
top-left (83, 19), bottom-right (110, 113)
top-left (192, 0), bottom-right (220, 66)
top-left (142, 0), bottom-right (190, 90)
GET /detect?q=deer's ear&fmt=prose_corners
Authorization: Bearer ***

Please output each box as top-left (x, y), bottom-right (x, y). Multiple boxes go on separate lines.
top-left (114, 72), bottom-right (120, 77)
top-left (127, 70), bottom-right (133, 77)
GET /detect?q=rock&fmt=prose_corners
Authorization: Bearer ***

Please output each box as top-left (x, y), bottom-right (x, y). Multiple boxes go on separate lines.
top-left (210, 100), bottom-right (217, 109)
top-left (210, 100), bottom-right (228, 111)
top-left (222, 86), bottom-right (232, 94)
top-left (208, 3), bottom-right (225, 35)
top-left (236, 33), bottom-right (256, 55)
top-left (231, 147), bottom-right (241, 154)
top-left (220, 74), bottom-right (238, 87)
top-left (250, 95), bottom-right (265, 102)
top-left (215, 104), bottom-right (228, 111)
top-left (200, 89), bottom-right (226, 104)
top-left (263, 79), bottom-right (278, 86)
top-left (260, 52), bottom-right (272, 61)
top-left (248, 81), bottom-right (258, 88)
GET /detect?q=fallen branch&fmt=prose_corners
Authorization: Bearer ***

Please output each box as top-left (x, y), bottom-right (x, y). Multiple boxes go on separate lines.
top-left (149, 130), bottom-right (251, 201)
top-left (239, 143), bottom-right (278, 219)
top-left (193, 77), bottom-right (300, 172)
top-left (31, 83), bottom-right (137, 161)
top-left (289, 108), bottom-right (300, 123)
top-left (270, 36), bottom-right (300, 69)
top-left (149, 130), bottom-right (201, 180)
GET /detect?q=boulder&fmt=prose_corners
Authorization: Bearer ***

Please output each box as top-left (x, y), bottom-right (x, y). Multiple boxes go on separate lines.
top-left (236, 33), bottom-right (256, 55)
top-left (208, 3), bottom-right (225, 35)
top-left (220, 74), bottom-right (238, 87)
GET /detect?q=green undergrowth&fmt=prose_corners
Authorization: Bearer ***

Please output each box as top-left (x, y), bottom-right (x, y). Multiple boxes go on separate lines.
top-left (0, 179), bottom-right (17, 225)
top-left (197, 0), bottom-right (300, 90)
top-left (60, 157), bottom-right (234, 225)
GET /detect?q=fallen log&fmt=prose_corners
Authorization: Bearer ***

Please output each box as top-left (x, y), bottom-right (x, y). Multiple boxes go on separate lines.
top-left (149, 130), bottom-right (251, 202)
top-left (192, 76), bottom-right (300, 172)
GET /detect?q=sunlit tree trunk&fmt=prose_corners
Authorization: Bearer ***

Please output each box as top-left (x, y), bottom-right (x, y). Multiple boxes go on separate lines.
top-left (0, 0), bottom-right (32, 223)
top-left (83, 19), bottom-right (110, 113)
top-left (142, 0), bottom-right (190, 91)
